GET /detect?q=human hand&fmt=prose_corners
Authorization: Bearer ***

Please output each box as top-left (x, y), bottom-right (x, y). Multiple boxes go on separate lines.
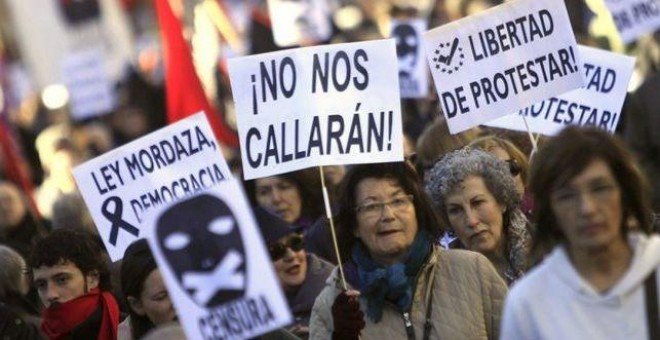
top-left (331, 290), bottom-right (365, 340)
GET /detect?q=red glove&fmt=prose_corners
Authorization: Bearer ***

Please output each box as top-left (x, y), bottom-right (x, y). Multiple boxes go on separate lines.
top-left (331, 290), bottom-right (365, 340)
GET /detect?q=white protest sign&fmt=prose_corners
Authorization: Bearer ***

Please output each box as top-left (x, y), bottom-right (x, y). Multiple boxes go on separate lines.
top-left (228, 39), bottom-right (403, 180)
top-left (61, 48), bottom-right (116, 120)
top-left (391, 19), bottom-right (429, 98)
top-left (423, 0), bottom-right (584, 134)
top-left (605, 0), bottom-right (660, 44)
top-left (267, 0), bottom-right (332, 47)
top-left (73, 113), bottom-right (231, 261)
top-left (144, 179), bottom-right (292, 340)
top-left (486, 45), bottom-right (635, 135)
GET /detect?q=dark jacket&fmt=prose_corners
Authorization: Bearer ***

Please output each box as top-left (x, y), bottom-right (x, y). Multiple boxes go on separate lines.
top-left (0, 293), bottom-right (43, 340)
top-left (286, 254), bottom-right (333, 338)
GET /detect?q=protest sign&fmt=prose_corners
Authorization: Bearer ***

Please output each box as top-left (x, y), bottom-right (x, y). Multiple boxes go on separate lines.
top-left (61, 48), bottom-right (116, 120)
top-left (391, 18), bottom-right (429, 98)
top-left (423, 0), bottom-right (584, 134)
top-left (228, 39), bottom-right (403, 180)
top-left (486, 45), bottom-right (635, 135)
top-left (266, 0), bottom-right (332, 47)
top-left (73, 113), bottom-right (231, 261)
top-left (604, 0), bottom-right (660, 44)
top-left (144, 179), bottom-right (292, 340)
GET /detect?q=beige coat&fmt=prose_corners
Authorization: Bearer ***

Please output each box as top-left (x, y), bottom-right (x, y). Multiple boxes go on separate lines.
top-left (309, 247), bottom-right (508, 339)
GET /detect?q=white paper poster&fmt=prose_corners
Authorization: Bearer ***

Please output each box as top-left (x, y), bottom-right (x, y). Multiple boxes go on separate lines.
top-left (391, 18), bottom-right (429, 98)
top-left (61, 48), bottom-right (116, 120)
top-left (604, 0), bottom-right (660, 44)
top-left (144, 179), bottom-right (292, 340)
top-left (267, 0), bottom-right (332, 47)
top-left (486, 45), bottom-right (635, 135)
top-left (423, 0), bottom-right (584, 134)
top-left (73, 113), bottom-right (231, 261)
top-left (228, 39), bottom-right (403, 180)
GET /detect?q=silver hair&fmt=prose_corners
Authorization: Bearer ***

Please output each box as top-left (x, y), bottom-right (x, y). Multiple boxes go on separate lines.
top-left (424, 147), bottom-right (520, 214)
top-left (0, 245), bottom-right (26, 298)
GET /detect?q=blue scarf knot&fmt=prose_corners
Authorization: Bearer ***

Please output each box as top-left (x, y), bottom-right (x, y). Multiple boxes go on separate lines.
top-left (351, 230), bottom-right (432, 322)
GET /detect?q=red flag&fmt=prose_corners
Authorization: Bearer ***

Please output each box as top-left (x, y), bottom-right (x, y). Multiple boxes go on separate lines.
top-left (154, 0), bottom-right (238, 148)
top-left (0, 119), bottom-right (40, 217)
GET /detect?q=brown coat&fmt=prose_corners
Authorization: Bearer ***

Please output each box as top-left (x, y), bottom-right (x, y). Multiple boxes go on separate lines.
top-left (309, 247), bottom-right (507, 339)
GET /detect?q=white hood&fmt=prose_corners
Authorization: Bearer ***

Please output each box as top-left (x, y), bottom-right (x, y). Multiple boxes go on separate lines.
top-left (549, 233), bottom-right (660, 300)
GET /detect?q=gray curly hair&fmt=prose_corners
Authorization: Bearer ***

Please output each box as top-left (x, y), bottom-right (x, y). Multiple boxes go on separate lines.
top-left (424, 147), bottom-right (520, 213)
top-left (424, 147), bottom-right (531, 283)
top-left (0, 245), bottom-right (26, 298)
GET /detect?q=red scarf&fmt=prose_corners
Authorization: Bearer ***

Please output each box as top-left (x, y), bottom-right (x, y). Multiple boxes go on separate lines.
top-left (41, 288), bottom-right (119, 340)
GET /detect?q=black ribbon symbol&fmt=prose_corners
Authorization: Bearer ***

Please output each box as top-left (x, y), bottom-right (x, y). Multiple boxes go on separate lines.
top-left (101, 196), bottom-right (139, 246)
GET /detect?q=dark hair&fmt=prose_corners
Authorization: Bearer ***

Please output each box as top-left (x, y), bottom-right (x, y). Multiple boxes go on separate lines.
top-left (121, 239), bottom-right (158, 339)
top-left (28, 229), bottom-right (112, 291)
top-left (335, 161), bottom-right (443, 262)
top-left (529, 126), bottom-right (652, 257)
top-left (244, 169), bottom-right (324, 225)
top-left (469, 135), bottom-right (529, 184)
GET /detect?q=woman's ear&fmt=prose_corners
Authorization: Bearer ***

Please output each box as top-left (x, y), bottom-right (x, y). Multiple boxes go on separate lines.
top-left (127, 296), bottom-right (146, 316)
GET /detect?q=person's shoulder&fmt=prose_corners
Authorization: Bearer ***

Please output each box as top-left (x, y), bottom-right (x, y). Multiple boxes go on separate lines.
top-left (435, 247), bottom-right (489, 266)
top-left (507, 255), bottom-right (557, 301)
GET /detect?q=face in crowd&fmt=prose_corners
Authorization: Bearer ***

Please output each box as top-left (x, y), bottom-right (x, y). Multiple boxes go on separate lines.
top-left (32, 261), bottom-right (99, 308)
top-left (444, 175), bottom-right (506, 257)
top-left (0, 181), bottom-right (28, 230)
top-left (127, 269), bottom-right (176, 326)
top-left (549, 159), bottom-right (623, 252)
top-left (353, 177), bottom-right (418, 265)
top-left (255, 176), bottom-right (303, 224)
top-left (269, 233), bottom-right (308, 291)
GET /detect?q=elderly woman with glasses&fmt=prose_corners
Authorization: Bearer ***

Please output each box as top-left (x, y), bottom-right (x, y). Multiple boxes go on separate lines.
top-left (256, 208), bottom-right (334, 339)
top-left (501, 127), bottom-right (660, 340)
top-left (425, 148), bottom-right (532, 285)
top-left (309, 162), bottom-right (507, 340)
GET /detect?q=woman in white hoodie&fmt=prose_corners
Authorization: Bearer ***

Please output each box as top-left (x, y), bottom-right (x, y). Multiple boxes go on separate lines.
top-left (501, 126), bottom-right (659, 340)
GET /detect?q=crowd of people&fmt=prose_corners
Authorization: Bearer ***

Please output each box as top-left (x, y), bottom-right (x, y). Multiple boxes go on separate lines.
top-left (0, 0), bottom-right (659, 339)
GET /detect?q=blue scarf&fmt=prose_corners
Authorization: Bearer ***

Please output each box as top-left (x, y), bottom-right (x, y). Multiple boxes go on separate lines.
top-left (351, 230), bottom-right (432, 322)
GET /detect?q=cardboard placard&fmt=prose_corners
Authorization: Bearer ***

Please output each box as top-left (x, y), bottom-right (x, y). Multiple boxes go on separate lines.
top-left (424, 0), bottom-right (584, 134)
top-left (144, 179), bottom-right (292, 340)
top-left (391, 18), bottom-right (429, 98)
top-left (228, 39), bottom-right (403, 180)
top-left (604, 0), bottom-right (660, 44)
top-left (486, 45), bottom-right (635, 135)
top-left (266, 0), bottom-right (332, 47)
top-left (73, 113), bottom-right (231, 261)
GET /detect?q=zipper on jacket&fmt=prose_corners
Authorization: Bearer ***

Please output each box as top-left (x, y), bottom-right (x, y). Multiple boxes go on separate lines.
top-left (403, 311), bottom-right (416, 340)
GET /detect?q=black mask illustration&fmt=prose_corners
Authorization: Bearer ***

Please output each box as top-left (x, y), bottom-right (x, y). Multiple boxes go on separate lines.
top-left (156, 194), bottom-right (246, 308)
top-left (393, 23), bottom-right (419, 77)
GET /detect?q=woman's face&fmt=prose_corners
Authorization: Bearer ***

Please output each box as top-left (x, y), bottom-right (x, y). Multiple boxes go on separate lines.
top-left (445, 175), bottom-right (506, 256)
top-left (353, 178), bottom-right (418, 265)
top-left (550, 159), bottom-right (623, 252)
top-left (135, 270), bottom-right (176, 326)
top-left (0, 183), bottom-right (27, 229)
top-left (271, 234), bottom-right (308, 291)
top-left (255, 177), bottom-right (303, 224)
top-left (489, 146), bottom-right (525, 197)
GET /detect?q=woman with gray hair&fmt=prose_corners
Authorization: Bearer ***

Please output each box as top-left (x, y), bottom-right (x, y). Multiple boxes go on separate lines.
top-left (424, 148), bottom-right (532, 285)
top-left (0, 245), bottom-right (42, 338)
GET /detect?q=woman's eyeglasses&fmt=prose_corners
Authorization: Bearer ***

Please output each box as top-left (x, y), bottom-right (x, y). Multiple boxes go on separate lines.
top-left (268, 234), bottom-right (304, 261)
top-left (505, 159), bottom-right (522, 177)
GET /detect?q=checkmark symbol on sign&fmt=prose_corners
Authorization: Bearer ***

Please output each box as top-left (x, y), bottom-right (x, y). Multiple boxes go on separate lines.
top-left (437, 38), bottom-right (459, 66)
